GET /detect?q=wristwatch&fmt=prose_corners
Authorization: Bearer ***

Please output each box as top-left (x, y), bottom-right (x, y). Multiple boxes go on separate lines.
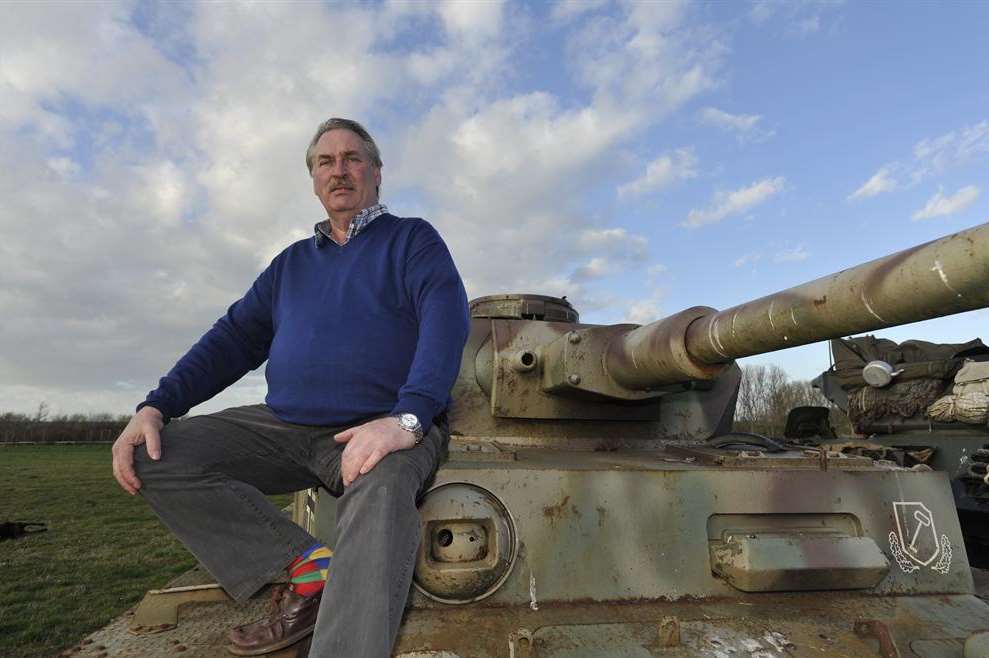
top-left (394, 413), bottom-right (424, 444)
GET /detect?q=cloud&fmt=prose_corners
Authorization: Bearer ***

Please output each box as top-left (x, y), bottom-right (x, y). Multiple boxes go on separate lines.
top-left (699, 107), bottom-right (761, 132)
top-left (568, 229), bottom-right (650, 281)
top-left (682, 176), bottom-right (785, 228)
top-left (647, 263), bottom-right (668, 276)
top-left (622, 288), bottom-right (668, 325)
top-left (748, 0), bottom-right (844, 37)
top-left (551, 0), bottom-right (609, 22)
top-left (853, 120), bottom-right (988, 202)
top-left (774, 244), bottom-right (809, 262)
top-left (912, 185), bottom-right (980, 220)
top-left (735, 252), bottom-right (762, 267)
top-left (795, 15), bottom-right (820, 34)
top-left (565, 0), bottom-right (723, 109)
top-left (576, 228), bottom-right (649, 258)
top-left (394, 0), bottom-right (720, 300)
top-left (617, 147), bottom-right (697, 199)
top-left (698, 107), bottom-right (775, 143)
top-left (624, 300), bottom-right (662, 325)
top-left (571, 257), bottom-right (614, 281)
top-left (0, 4), bottom-right (188, 132)
top-left (46, 156), bottom-right (80, 177)
top-left (749, 0), bottom-right (784, 24)
top-left (913, 120), bottom-right (989, 179)
top-left (436, 0), bottom-right (505, 40)
top-left (848, 166), bottom-right (897, 200)
top-left (569, 229), bottom-right (651, 281)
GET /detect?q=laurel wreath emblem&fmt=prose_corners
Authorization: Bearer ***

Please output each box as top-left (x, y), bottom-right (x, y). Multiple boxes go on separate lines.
top-left (888, 531), bottom-right (920, 573)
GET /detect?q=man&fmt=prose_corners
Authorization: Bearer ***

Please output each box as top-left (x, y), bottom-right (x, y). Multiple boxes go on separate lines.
top-left (111, 118), bottom-right (470, 657)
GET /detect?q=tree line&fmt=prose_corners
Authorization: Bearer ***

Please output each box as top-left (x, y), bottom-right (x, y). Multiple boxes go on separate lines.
top-left (0, 403), bottom-right (129, 444)
top-left (733, 364), bottom-right (853, 437)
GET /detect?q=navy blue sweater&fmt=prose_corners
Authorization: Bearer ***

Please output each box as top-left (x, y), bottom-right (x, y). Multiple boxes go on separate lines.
top-left (141, 214), bottom-right (470, 432)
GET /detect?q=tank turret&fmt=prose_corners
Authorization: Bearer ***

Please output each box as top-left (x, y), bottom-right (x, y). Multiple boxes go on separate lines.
top-left (450, 222), bottom-right (989, 445)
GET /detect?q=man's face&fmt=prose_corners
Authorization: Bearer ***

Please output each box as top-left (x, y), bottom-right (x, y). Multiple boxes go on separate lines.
top-left (311, 129), bottom-right (381, 220)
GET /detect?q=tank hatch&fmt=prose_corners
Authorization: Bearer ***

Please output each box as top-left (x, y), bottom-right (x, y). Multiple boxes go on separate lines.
top-left (469, 294), bottom-right (578, 323)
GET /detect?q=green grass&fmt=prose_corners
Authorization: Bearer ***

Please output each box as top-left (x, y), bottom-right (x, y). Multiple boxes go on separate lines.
top-left (0, 445), bottom-right (292, 658)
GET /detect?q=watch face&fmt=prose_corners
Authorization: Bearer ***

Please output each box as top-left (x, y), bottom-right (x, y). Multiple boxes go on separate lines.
top-left (400, 413), bottom-right (419, 429)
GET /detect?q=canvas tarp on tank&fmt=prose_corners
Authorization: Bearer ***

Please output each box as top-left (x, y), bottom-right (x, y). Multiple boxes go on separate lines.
top-left (817, 336), bottom-right (989, 432)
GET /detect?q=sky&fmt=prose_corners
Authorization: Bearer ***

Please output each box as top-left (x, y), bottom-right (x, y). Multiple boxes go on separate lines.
top-left (2, 0), bottom-right (988, 418)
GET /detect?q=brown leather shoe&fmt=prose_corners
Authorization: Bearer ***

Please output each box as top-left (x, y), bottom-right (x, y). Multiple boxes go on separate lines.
top-left (227, 586), bottom-right (321, 656)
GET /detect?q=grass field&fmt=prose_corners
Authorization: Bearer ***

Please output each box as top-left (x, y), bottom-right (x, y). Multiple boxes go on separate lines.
top-left (0, 444), bottom-right (291, 658)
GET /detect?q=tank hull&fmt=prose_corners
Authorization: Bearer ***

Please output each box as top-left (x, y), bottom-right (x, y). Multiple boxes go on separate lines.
top-left (297, 443), bottom-right (987, 655)
top-left (76, 445), bottom-right (989, 657)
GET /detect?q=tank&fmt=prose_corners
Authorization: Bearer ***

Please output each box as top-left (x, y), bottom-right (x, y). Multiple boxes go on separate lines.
top-left (810, 332), bottom-right (989, 569)
top-left (82, 222), bottom-right (989, 657)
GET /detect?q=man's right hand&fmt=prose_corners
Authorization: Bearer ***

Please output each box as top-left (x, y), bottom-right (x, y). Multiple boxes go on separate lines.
top-left (112, 406), bottom-right (165, 495)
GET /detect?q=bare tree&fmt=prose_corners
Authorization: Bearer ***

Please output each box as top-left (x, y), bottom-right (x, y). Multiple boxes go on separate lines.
top-left (735, 365), bottom-right (852, 437)
top-left (0, 406), bottom-right (129, 443)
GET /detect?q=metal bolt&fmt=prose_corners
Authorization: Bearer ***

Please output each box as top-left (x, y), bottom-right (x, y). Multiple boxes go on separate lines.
top-left (568, 331), bottom-right (581, 344)
top-left (568, 374), bottom-right (581, 385)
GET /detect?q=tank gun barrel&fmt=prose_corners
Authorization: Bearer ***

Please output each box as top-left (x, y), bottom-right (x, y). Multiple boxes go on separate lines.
top-left (607, 222), bottom-right (989, 389)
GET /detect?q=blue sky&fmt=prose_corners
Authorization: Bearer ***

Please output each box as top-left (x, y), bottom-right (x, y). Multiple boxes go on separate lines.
top-left (1, 0), bottom-right (987, 416)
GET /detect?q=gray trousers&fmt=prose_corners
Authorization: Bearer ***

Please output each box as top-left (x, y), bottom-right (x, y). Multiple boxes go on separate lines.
top-left (133, 404), bottom-right (448, 658)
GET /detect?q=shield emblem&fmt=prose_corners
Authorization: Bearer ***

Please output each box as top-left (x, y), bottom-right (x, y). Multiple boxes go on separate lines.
top-left (893, 501), bottom-right (940, 566)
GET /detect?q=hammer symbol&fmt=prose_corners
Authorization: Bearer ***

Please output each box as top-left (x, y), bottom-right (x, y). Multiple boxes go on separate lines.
top-left (908, 509), bottom-right (932, 553)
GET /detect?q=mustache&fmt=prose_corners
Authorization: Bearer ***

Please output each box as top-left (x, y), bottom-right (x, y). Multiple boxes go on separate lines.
top-left (328, 178), bottom-right (354, 191)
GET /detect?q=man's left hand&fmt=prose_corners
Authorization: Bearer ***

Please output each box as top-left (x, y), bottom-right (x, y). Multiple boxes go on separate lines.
top-left (335, 416), bottom-right (417, 486)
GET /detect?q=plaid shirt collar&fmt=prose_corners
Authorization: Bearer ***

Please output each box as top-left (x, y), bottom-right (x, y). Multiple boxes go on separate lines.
top-left (314, 203), bottom-right (389, 247)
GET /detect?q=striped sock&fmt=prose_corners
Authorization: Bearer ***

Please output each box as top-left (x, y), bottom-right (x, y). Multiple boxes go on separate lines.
top-left (287, 543), bottom-right (332, 597)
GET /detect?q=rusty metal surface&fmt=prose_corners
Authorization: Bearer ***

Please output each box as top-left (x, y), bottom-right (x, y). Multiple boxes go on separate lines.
top-left (710, 534), bottom-right (889, 592)
top-left (542, 325), bottom-right (668, 401)
top-left (666, 443), bottom-right (879, 469)
top-left (67, 594), bottom-right (278, 658)
top-left (413, 482), bottom-right (519, 604)
top-left (69, 587), bottom-right (989, 658)
top-left (392, 593), bottom-right (989, 658)
top-left (307, 449), bottom-right (974, 605)
top-left (327, 453), bottom-right (976, 607)
top-left (686, 221), bottom-right (989, 366)
top-left (131, 584), bottom-right (231, 630)
top-left (489, 319), bottom-right (665, 421)
top-left (964, 631), bottom-right (989, 658)
top-left (606, 306), bottom-right (727, 390)
top-left (469, 294), bottom-right (579, 323)
top-left (854, 619), bottom-right (901, 657)
top-left (448, 316), bottom-right (740, 442)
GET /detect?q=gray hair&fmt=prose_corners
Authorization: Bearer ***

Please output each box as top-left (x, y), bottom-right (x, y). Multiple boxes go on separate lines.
top-left (305, 118), bottom-right (382, 174)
